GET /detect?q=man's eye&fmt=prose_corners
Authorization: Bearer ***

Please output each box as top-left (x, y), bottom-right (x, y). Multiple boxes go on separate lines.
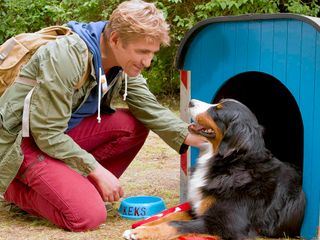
top-left (137, 50), bottom-right (150, 54)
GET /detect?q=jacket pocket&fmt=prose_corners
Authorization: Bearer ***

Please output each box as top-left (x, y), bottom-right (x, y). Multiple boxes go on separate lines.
top-left (72, 86), bottom-right (86, 111)
top-left (0, 102), bottom-right (22, 135)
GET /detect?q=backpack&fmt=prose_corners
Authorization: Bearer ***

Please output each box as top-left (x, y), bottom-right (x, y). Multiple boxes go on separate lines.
top-left (0, 26), bottom-right (73, 96)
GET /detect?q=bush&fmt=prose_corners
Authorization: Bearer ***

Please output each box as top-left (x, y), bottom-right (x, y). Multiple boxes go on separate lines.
top-left (1, 0), bottom-right (319, 95)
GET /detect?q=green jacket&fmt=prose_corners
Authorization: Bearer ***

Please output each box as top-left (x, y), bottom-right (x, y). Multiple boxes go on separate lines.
top-left (0, 33), bottom-right (189, 195)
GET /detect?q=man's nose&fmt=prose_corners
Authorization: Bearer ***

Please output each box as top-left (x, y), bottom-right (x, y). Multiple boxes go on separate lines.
top-left (142, 56), bottom-right (153, 68)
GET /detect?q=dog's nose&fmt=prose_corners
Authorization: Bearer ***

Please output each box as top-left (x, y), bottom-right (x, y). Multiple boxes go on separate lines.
top-left (189, 101), bottom-right (195, 108)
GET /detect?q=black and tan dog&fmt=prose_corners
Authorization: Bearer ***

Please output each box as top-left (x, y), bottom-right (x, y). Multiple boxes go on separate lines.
top-left (123, 98), bottom-right (305, 240)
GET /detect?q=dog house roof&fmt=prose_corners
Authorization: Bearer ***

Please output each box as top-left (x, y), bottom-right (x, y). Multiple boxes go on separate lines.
top-left (176, 13), bottom-right (320, 69)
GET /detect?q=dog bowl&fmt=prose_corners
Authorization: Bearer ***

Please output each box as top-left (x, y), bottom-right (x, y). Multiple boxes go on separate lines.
top-left (118, 195), bottom-right (166, 220)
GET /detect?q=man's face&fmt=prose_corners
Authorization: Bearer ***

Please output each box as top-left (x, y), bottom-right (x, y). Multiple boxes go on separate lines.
top-left (113, 34), bottom-right (160, 77)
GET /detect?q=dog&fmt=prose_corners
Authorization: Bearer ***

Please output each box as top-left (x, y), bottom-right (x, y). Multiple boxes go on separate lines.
top-left (123, 98), bottom-right (306, 240)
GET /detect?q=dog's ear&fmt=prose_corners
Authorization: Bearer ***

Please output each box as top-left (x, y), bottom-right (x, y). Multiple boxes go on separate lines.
top-left (218, 120), bottom-right (263, 158)
top-left (217, 122), bottom-right (239, 158)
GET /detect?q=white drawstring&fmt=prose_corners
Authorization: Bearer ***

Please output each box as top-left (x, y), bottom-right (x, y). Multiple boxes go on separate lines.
top-left (97, 67), bottom-right (102, 123)
top-left (123, 72), bottom-right (128, 101)
top-left (97, 69), bottom-right (126, 124)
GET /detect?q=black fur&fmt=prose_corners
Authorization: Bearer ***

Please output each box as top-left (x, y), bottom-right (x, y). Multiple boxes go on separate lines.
top-left (171, 99), bottom-right (305, 240)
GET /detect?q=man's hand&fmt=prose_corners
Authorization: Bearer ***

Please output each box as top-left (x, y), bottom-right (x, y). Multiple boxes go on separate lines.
top-left (184, 133), bottom-right (208, 148)
top-left (88, 164), bottom-right (124, 202)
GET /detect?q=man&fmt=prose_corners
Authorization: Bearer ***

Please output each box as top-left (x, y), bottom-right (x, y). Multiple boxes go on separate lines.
top-left (0, 0), bottom-right (205, 231)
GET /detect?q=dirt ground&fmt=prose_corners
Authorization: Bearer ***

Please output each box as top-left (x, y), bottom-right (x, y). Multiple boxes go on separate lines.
top-left (0, 130), bottom-right (181, 240)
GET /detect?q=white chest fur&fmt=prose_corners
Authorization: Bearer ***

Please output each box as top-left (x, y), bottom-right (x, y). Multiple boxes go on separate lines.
top-left (187, 143), bottom-right (213, 216)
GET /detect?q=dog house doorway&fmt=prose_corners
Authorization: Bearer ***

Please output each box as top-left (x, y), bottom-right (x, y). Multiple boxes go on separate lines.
top-left (213, 71), bottom-right (303, 170)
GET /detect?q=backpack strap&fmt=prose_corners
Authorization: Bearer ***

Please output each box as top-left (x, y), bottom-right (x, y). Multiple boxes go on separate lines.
top-left (15, 76), bottom-right (37, 87)
top-left (15, 76), bottom-right (37, 137)
top-left (22, 87), bottom-right (35, 137)
top-left (0, 38), bottom-right (17, 64)
top-left (15, 62), bottom-right (90, 137)
top-left (14, 34), bottom-right (89, 137)
top-left (74, 48), bottom-right (90, 89)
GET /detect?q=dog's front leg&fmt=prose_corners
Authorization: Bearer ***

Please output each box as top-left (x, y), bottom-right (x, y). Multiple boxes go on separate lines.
top-left (123, 217), bottom-right (215, 240)
top-left (141, 211), bottom-right (192, 226)
top-left (123, 211), bottom-right (192, 240)
top-left (123, 221), bottom-right (182, 240)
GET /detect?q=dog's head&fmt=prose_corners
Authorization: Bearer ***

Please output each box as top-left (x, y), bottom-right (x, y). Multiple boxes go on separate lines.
top-left (188, 99), bottom-right (265, 157)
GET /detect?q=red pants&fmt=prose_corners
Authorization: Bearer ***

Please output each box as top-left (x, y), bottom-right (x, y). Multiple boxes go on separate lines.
top-left (4, 109), bottom-right (149, 231)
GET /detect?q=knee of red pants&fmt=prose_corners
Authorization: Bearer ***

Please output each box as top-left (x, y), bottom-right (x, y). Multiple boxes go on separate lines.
top-left (45, 179), bottom-right (108, 232)
top-left (92, 111), bottom-right (150, 178)
top-left (4, 179), bottom-right (107, 232)
top-left (42, 172), bottom-right (108, 232)
top-left (62, 198), bottom-right (107, 232)
top-left (113, 108), bottom-right (150, 139)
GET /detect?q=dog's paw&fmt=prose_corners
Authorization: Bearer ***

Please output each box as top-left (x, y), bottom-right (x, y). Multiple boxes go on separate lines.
top-left (122, 226), bottom-right (163, 240)
top-left (122, 229), bottom-right (137, 240)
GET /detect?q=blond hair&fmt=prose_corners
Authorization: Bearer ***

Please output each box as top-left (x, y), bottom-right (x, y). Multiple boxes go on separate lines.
top-left (107, 0), bottom-right (170, 46)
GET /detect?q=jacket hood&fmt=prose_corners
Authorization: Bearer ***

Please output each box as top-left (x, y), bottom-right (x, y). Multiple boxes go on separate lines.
top-left (67, 21), bottom-right (107, 81)
top-left (66, 21), bottom-right (107, 130)
top-left (66, 21), bottom-right (126, 130)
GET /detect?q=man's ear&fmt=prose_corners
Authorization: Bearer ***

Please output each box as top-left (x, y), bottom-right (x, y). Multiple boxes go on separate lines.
top-left (109, 31), bottom-right (121, 48)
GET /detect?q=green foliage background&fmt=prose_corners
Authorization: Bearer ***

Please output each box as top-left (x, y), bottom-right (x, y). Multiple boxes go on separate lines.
top-left (0, 0), bottom-right (319, 96)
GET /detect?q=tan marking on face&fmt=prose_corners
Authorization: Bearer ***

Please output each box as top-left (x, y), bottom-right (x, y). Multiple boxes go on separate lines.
top-left (196, 112), bottom-right (223, 152)
top-left (216, 103), bottom-right (223, 110)
top-left (198, 196), bottom-right (216, 215)
top-left (132, 222), bottom-right (181, 240)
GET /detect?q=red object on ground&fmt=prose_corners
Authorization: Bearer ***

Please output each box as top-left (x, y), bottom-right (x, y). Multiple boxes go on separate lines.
top-left (131, 202), bottom-right (191, 229)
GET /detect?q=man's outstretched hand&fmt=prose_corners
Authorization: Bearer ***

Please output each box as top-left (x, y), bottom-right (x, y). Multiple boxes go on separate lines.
top-left (184, 133), bottom-right (208, 148)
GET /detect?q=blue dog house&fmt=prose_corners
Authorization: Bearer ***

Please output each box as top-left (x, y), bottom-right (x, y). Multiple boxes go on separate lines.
top-left (177, 14), bottom-right (320, 239)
